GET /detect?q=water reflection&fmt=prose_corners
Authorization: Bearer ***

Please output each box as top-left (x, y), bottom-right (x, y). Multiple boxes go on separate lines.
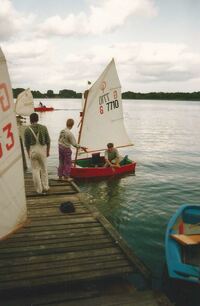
top-left (36, 98), bottom-right (200, 291)
top-left (81, 177), bottom-right (122, 212)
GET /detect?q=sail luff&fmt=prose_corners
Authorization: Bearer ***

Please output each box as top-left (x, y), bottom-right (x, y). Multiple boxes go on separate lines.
top-left (74, 89), bottom-right (90, 165)
top-left (78, 89), bottom-right (90, 145)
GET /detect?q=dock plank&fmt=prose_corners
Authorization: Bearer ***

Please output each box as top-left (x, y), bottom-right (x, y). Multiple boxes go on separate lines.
top-left (0, 174), bottom-right (172, 306)
top-left (0, 177), bottom-right (138, 294)
top-left (0, 247), bottom-right (122, 267)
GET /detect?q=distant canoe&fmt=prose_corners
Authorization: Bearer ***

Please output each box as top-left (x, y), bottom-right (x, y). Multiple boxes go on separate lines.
top-left (165, 204), bottom-right (200, 284)
top-left (34, 107), bottom-right (54, 112)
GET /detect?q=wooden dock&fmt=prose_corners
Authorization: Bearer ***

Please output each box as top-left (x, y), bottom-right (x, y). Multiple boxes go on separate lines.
top-left (0, 173), bottom-right (172, 305)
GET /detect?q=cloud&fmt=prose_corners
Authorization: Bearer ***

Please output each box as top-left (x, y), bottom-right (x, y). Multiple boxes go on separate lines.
top-left (1, 0), bottom-right (199, 93)
top-left (0, 0), bottom-right (34, 41)
top-left (3, 39), bottom-right (57, 90)
top-left (131, 42), bottom-right (200, 84)
top-left (4, 39), bottom-right (50, 61)
top-left (38, 0), bottom-right (157, 36)
top-left (88, 0), bottom-right (157, 34)
top-left (3, 37), bottom-right (200, 93)
top-left (38, 13), bottom-right (88, 37)
top-left (60, 42), bottom-right (200, 92)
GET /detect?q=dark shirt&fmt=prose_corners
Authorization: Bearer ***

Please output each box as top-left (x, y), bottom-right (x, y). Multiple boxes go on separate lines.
top-left (24, 123), bottom-right (50, 151)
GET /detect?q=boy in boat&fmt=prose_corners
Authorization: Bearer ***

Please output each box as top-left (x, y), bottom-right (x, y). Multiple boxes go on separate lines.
top-left (104, 142), bottom-right (122, 168)
top-left (58, 118), bottom-right (87, 181)
top-left (24, 112), bottom-right (51, 194)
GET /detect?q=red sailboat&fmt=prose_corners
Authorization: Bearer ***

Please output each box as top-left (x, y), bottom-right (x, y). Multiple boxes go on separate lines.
top-left (71, 59), bottom-right (136, 179)
top-left (34, 107), bottom-right (54, 112)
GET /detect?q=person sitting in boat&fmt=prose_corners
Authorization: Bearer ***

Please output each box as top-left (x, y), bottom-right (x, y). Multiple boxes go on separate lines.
top-left (58, 118), bottom-right (87, 181)
top-left (104, 142), bottom-right (122, 168)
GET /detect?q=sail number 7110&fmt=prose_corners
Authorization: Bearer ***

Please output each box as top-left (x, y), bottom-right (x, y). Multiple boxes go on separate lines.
top-left (99, 90), bottom-right (119, 114)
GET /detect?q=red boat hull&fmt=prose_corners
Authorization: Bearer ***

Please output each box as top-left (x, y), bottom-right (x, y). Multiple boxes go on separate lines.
top-left (71, 162), bottom-right (136, 179)
top-left (34, 107), bottom-right (54, 112)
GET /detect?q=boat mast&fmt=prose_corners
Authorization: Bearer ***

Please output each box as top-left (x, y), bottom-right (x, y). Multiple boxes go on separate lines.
top-left (74, 89), bottom-right (89, 167)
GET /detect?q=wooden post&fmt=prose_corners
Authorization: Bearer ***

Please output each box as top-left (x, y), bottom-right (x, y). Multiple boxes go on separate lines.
top-left (20, 136), bottom-right (27, 170)
top-left (74, 89), bottom-right (89, 167)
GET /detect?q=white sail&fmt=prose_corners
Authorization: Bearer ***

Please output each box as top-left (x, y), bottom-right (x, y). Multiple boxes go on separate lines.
top-left (0, 48), bottom-right (27, 240)
top-left (80, 59), bottom-right (132, 152)
top-left (15, 88), bottom-right (34, 116)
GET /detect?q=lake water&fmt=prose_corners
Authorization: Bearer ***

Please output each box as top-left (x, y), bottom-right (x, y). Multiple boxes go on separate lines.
top-left (33, 98), bottom-right (200, 285)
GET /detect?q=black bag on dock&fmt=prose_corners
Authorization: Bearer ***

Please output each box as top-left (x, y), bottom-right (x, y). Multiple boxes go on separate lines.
top-left (60, 201), bottom-right (75, 213)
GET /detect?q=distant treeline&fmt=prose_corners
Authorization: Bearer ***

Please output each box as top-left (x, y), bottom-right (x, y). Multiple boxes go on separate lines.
top-left (13, 88), bottom-right (200, 101)
top-left (122, 91), bottom-right (200, 100)
top-left (13, 88), bottom-right (82, 99)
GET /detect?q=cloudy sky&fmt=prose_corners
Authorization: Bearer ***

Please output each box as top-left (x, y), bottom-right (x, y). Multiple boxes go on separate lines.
top-left (0, 0), bottom-right (200, 93)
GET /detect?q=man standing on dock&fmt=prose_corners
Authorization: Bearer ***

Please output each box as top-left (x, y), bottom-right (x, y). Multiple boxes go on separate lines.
top-left (24, 112), bottom-right (51, 194)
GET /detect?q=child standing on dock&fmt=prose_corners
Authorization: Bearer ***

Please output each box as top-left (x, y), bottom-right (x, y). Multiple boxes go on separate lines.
top-left (58, 118), bottom-right (87, 181)
top-left (24, 112), bottom-right (51, 194)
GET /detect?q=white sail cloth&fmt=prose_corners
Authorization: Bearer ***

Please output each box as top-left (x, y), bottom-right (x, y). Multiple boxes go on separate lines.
top-left (0, 48), bottom-right (27, 239)
top-left (80, 59), bottom-right (132, 152)
top-left (15, 88), bottom-right (34, 116)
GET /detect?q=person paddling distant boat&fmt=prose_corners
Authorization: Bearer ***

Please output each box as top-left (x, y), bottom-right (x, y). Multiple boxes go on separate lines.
top-left (39, 102), bottom-right (46, 108)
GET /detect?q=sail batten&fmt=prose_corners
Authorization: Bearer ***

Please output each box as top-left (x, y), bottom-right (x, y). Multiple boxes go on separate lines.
top-left (81, 144), bottom-right (133, 154)
top-left (79, 59), bottom-right (132, 151)
top-left (0, 48), bottom-right (27, 240)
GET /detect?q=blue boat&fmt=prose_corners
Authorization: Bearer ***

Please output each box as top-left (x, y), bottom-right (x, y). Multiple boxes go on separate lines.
top-left (165, 204), bottom-right (200, 284)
